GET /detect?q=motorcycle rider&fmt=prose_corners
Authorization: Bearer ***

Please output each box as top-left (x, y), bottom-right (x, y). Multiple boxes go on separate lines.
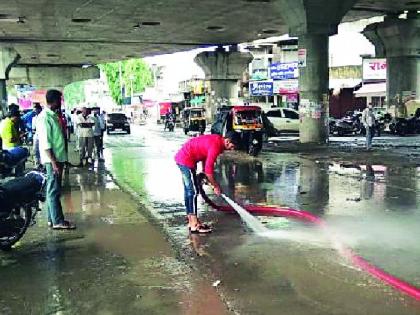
top-left (164, 110), bottom-right (175, 131)
top-left (0, 107), bottom-right (29, 175)
top-left (362, 104), bottom-right (376, 150)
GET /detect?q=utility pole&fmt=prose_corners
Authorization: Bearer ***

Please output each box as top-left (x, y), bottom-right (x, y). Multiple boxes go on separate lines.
top-left (119, 61), bottom-right (124, 109)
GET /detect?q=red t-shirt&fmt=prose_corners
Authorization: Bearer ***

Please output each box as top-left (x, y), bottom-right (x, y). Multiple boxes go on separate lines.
top-left (175, 134), bottom-right (225, 176)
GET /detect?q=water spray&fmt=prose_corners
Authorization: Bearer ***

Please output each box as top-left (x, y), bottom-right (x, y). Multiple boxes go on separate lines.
top-left (197, 174), bottom-right (420, 301)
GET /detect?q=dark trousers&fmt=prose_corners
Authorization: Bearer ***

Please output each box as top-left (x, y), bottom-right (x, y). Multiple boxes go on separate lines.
top-left (94, 135), bottom-right (102, 158)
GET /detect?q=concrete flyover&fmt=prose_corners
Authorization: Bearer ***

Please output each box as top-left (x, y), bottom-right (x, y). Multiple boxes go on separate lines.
top-left (0, 0), bottom-right (418, 142)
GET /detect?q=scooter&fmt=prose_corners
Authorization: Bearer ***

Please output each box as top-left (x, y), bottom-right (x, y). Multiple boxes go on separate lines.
top-left (0, 171), bottom-right (45, 250)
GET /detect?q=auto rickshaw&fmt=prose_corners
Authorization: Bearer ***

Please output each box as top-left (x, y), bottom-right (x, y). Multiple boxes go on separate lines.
top-left (181, 107), bottom-right (206, 135)
top-left (211, 105), bottom-right (264, 156)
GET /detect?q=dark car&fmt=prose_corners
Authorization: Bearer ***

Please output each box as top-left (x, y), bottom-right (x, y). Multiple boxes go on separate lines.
top-left (106, 113), bottom-right (130, 134)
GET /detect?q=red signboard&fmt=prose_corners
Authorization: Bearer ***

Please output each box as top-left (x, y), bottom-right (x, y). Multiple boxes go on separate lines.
top-left (159, 102), bottom-right (172, 116)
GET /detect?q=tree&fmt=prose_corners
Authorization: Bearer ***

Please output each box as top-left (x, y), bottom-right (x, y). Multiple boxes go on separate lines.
top-left (63, 81), bottom-right (86, 109)
top-left (99, 59), bottom-right (154, 105)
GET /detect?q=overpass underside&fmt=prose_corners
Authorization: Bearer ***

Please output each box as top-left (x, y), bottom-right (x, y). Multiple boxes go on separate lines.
top-left (0, 0), bottom-right (418, 143)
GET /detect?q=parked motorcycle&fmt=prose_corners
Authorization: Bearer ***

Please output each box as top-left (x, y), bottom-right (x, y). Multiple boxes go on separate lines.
top-left (389, 117), bottom-right (420, 136)
top-left (0, 141), bottom-right (29, 178)
top-left (330, 112), bottom-right (362, 136)
top-left (0, 171), bottom-right (45, 250)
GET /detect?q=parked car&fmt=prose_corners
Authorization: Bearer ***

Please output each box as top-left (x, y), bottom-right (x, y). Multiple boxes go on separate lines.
top-left (265, 108), bottom-right (300, 133)
top-left (106, 113), bottom-right (130, 134)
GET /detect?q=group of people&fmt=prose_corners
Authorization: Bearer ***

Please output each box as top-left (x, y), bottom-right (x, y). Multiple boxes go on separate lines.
top-left (0, 90), bottom-right (112, 230)
top-left (72, 107), bottom-right (106, 166)
top-left (0, 90), bottom-right (76, 229)
top-left (1, 93), bottom-right (380, 235)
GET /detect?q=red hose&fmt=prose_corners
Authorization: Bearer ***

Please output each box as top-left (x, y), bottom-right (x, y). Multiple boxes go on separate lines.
top-left (197, 179), bottom-right (420, 301)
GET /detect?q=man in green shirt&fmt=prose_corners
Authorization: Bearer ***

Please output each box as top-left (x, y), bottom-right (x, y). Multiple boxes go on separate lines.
top-left (37, 89), bottom-right (76, 230)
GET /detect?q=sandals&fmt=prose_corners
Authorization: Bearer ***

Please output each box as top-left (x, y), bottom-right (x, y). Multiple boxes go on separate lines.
top-left (52, 220), bottom-right (76, 230)
top-left (189, 224), bottom-right (212, 234)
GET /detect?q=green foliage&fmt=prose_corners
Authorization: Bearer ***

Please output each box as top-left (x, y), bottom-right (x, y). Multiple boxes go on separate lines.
top-left (63, 81), bottom-right (86, 109)
top-left (99, 59), bottom-right (154, 105)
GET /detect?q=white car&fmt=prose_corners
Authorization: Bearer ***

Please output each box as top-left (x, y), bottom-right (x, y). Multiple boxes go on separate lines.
top-left (265, 108), bottom-right (300, 132)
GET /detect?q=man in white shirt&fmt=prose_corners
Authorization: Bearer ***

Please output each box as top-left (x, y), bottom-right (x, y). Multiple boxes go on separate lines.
top-left (91, 108), bottom-right (103, 160)
top-left (76, 107), bottom-right (95, 165)
top-left (72, 109), bottom-right (80, 152)
top-left (99, 110), bottom-right (106, 151)
top-left (361, 104), bottom-right (376, 150)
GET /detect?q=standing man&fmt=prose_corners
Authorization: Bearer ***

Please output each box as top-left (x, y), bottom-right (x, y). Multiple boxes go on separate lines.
top-left (72, 109), bottom-right (80, 152)
top-left (99, 110), bottom-right (106, 153)
top-left (362, 104), bottom-right (376, 150)
top-left (76, 107), bottom-right (95, 166)
top-left (91, 108), bottom-right (103, 161)
top-left (31, 103), bottom-right (43, 168)
top-left (175, 132), bottom-right (238, 234)
top-left (37, 89), bottom-right (76, 229)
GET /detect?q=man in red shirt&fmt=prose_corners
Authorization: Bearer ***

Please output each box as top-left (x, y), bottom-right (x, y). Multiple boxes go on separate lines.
top-left (175, 132), bottom-right (238, 233)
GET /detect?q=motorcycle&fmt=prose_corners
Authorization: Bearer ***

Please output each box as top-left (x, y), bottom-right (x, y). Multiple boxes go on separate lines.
top-left (164, 115), bottom-right (175, 132)
top-left (389, 116), bottom-right (420, 136)
top-left (0, 141), bottom-right (29, 178)
top-left (329, 112), bottom-right (362, 136)
top-left (0, 171), bottom-right (45, 250)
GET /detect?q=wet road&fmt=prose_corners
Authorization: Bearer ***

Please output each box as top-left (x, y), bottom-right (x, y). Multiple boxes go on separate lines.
top-left (105, 124), bottom-right (420, 315)
top-left (0, 148), bottom-right (227, 314)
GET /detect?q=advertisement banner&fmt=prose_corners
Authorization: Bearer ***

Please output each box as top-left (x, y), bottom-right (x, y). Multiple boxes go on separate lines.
top-left (363, 58), bottom-right (387, 80)
top-left (269, 62), bottom-right (299, 80)
top-left (15, 84), bottom-right (36, 109)
top-left (273, 79), bottom-right (299, 94)
top-left (249, 81), bottom-right (273, 96)
top-left (298, 49), bottom-right (307, 67)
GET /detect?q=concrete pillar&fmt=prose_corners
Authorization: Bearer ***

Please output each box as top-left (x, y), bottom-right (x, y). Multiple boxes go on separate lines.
top-left (0, 79), bottom-right (7, 117)
top-left (0, 47), bottom-right (19, 116)
top-left (298, 33), bottom-right (329, 143)
top-left (362, 23), bottom-right (386, 58)
top-left (363, 13), bottom-right (420, 107)
top-left (275, 0), bottom-right (357, 143)
top-left (194, 47), bottom-right (252, 120)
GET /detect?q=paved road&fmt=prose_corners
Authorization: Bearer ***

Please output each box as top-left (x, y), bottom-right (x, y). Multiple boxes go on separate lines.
top-left (104, 124), bottom-right (420, 315)
top-left (0, 140), bottom-right (227, 315)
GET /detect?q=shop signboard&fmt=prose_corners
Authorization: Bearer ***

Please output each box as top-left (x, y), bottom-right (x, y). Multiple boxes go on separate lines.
top-left (298, 49), bottom-right (307, 67)
top-left (249, 81), bottom-right (273, 96)
top-left (363, 58), bottom-right (387, 80)
top-left (270, 62), bottom-right (299, 80)
top-left (273, 79), bottom-right (299, 94)
top-left (15, 84), bottom-right (36, 109)
top-left (251, 68), bottom-right (269, 81)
